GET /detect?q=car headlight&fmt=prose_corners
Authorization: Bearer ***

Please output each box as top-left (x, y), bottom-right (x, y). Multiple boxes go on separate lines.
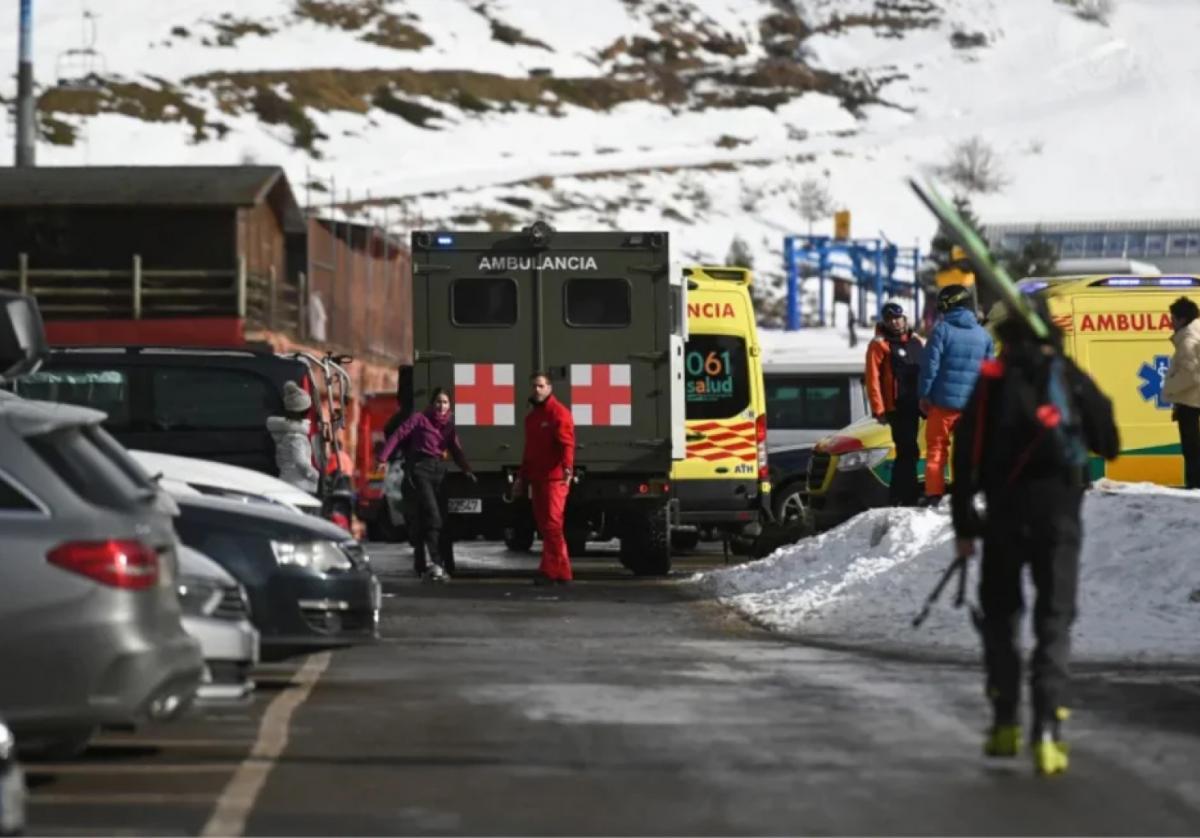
top-left (836, 448), bottom-right (890, 472)
top-left (270, 540), bottom-right (352, 573)
top-left (177, 575), bottom-right (223, 616)
top-left (0, 721), bottom-right (14, 761)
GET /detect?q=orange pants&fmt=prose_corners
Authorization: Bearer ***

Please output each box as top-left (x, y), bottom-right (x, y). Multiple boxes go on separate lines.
top-left (531, 480), bottom-right (572, 581)
top-left (924, 405), bottom-right (961, 497)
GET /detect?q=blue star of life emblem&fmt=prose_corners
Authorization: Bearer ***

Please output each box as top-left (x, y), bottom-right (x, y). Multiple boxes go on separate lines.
top-left (1137, 355), bottom-right (1172, 409)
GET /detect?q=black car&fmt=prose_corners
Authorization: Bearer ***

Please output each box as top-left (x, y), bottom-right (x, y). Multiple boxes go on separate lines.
top-left (173, 495), bottom-right (380, 661)
top-left (13, 346), bottom-right (312, 476)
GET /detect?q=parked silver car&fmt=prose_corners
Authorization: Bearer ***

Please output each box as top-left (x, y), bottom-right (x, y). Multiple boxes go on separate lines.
top-left (178, 546), bottom-right (259, 703)
top-left (0, 293), bottom-right (204, 757)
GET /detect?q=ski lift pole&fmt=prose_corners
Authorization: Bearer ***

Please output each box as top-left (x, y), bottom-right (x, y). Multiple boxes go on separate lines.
top-left (16, 0), bottom-right (35, 167)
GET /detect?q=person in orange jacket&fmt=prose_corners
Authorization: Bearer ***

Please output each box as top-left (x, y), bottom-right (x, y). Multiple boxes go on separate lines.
top-left (512, 372), bottom-right (576, 585)
top-left (865, 301), bottom-right (925, 505)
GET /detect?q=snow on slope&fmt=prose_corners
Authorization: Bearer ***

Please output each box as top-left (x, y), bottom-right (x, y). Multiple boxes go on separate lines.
top-left (8, 0), bottom-right (1200, 313)
top-left (696, 481), bottom-right (1200, 665)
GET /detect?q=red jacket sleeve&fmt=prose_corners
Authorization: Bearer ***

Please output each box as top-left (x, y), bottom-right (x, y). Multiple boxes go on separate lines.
top-left (556, 402), bottom-right (575, 473)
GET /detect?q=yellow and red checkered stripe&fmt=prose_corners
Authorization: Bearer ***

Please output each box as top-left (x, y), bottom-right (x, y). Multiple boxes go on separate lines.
top-left (685, 420), bottom-right (757, 462)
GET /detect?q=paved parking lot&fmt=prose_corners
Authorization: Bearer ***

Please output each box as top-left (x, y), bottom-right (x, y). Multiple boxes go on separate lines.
top-left (25, 540), bottom-right (1200, 836)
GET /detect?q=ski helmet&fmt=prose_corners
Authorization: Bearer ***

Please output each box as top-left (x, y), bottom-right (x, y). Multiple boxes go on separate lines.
top-left (936, 284), bottom-right (971, 313)
top-left (881, 301), bottom-right (905, 320)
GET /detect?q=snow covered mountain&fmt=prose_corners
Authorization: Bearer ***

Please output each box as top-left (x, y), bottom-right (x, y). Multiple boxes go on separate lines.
top-left (6, 0), bottom-right (1199, 318)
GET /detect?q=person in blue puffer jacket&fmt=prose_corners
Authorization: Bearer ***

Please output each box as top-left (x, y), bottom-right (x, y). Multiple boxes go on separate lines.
top-left (918, 285), bottom-right (994, 503)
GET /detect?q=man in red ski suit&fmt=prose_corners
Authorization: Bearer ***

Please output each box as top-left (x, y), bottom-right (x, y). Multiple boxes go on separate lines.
top-left (513, 372), bottom-right (576, 585)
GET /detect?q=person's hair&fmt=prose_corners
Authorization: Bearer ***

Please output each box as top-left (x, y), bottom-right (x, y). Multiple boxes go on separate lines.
top-left (530, 371), bottom-right (551, 384)
top-left (428, 387), bottom-right (449, 405)
top-left (1169, 296), bottom-right (1199, 326)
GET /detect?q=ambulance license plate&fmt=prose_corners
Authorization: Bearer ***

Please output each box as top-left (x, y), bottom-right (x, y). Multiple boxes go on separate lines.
top-left (448, 498), bottom-right (482, 514)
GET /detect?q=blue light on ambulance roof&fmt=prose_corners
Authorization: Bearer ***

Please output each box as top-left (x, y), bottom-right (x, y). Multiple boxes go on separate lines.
top-left (1019, 281), bottom-right (1049, 294)
top-left (1158, 276), bottom-right (1199, 286)
top-left (435, 234), bottom-right (454, 247)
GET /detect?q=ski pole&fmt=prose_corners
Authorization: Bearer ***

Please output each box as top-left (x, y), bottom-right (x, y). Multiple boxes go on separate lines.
top-left (912, 554), bottom-right (966, 628)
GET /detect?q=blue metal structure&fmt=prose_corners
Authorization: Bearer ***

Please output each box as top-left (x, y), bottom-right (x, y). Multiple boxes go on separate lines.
top-left (783, 235), bottom-right (923, 330)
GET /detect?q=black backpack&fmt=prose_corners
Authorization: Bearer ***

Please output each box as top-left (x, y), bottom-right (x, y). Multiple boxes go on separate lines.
top-left (985, 351), bottom-right (1119, 484)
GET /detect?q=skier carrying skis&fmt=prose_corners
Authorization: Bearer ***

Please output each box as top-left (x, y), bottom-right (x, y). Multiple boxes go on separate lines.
top-left (950, 297), bottom-right (1119, 775)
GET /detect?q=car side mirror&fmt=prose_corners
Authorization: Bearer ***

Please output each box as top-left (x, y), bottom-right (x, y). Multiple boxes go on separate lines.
top-left (0, 292), bottom-right (48, 382)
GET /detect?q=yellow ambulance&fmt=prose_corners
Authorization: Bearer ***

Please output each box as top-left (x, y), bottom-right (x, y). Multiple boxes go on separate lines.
top-left (805, 274), bottom-right (1200, 530)
top-left (670, 266), bottom-right (770, 549)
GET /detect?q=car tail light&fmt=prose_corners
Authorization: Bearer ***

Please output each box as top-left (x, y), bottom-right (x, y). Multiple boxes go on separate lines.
top-left (755, 414), bottom-right (769, 481)
top-left (47, 540), bottom-right (159, 590)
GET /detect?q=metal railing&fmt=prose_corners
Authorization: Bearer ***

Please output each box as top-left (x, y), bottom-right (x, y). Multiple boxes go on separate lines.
top-left (0, 253), bottom-right (303, 334)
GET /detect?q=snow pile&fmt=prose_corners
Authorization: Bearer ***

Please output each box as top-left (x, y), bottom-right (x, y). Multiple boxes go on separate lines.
top-left (697, 482), bottom-right (1200, 664)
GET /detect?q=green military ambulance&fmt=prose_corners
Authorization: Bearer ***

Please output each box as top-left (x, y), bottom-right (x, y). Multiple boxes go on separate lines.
top-left (406, 223), bottom-right (685, 575)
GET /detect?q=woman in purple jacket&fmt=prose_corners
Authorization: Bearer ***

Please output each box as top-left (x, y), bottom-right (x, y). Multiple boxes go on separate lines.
top-left (378, 389), bottom-right (475, 582)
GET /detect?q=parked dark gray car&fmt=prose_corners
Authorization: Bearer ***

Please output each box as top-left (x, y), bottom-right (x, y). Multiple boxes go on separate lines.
top-left (173, 495), bottom-right (381, 661)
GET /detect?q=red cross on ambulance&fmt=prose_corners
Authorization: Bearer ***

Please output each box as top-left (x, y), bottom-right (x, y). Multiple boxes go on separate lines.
top-left (454, 363), bottom-right (515, 426)
top-left (570, 363), bottom-right (632, 426)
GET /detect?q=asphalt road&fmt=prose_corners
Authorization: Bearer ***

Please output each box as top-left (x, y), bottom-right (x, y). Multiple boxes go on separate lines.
top-left (25, 540), bottom-right (1200, 836)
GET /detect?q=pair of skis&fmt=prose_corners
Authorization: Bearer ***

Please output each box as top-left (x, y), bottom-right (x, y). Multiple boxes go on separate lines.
top-left (908, 178), bottom-right (1050, 339)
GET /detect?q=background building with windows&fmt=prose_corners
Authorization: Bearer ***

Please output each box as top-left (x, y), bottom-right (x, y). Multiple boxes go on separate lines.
top-left (985, 218), bottom-right (1200, 275)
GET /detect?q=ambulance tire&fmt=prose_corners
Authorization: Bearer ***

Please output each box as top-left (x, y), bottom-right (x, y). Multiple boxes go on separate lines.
top-left (670, 528), bottom-right (701, 552)
top-left (620, 505), bottom-right (671, 577)
top-left (504, 522), bottom-right (536, 553)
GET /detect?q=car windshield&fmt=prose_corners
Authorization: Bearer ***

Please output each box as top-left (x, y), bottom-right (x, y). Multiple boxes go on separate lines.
top-left (684, 334), bottom-right (751, 420)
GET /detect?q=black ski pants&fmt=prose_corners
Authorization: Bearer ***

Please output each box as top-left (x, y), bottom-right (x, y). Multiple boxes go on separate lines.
top-left (403, 457), bottom-right (449, 573)
top-left (979, 477), bottom-right (1083, 727)
top-left (1175, 404), bottom-right (1200, 489)
top-left (887, 399), bottom-right (921, 506)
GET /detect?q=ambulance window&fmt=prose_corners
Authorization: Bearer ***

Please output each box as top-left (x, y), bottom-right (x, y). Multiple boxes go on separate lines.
top-left (684, 335), bottom-right (750, 420)
top-left (452, 278), bottom-right (517, 326)
top-left (565, 278), bottom-right (631, 327)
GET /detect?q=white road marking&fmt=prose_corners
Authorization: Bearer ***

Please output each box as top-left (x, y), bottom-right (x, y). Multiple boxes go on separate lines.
top-left (200, 651), bottom-right (331, 837)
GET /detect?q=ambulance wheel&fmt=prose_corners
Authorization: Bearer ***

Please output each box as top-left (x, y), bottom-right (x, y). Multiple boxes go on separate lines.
top-left (504, 523), bottom-right (536, 552)
top-left (670, 528), bottom-right (700, 552)
top-left (620, 505), bottom-right (671, 576)
top-left (772, 484), bottom-right (811, 528)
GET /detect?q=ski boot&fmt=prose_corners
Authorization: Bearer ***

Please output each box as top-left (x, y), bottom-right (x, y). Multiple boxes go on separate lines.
top-left (983, 702), bottom-right (1021, 757)
top-left (1032, 708), bottom-right (1070, 776)
top-left (984, 724), bottom-right (1022, 757)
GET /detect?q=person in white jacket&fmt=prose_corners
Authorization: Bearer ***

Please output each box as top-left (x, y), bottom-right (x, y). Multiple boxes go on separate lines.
top-left (266, 381), bottom-right (320, 494)
top-left (1163, 296), bottom-right (1200, 489)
